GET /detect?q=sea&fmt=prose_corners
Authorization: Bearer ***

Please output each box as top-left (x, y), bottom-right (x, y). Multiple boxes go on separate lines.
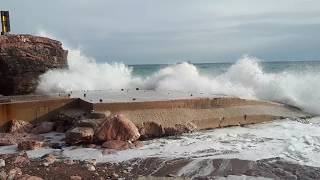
top-left (32, 47), bottom-right (320, 178)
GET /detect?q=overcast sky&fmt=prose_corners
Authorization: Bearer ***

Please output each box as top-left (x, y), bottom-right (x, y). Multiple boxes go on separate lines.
top-left (2, 0), bottom-right (320, 64)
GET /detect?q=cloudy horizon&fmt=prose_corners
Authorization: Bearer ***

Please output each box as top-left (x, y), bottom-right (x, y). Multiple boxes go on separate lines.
top-left (2, 0), bottom-right (320, 64)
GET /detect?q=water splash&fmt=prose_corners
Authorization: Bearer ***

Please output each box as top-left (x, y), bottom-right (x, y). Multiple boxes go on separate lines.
top-left (36, 32), bottom-right (320, 114)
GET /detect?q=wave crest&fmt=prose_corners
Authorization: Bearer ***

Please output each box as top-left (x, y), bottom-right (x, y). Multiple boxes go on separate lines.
top-left (37, 49), bottom-right (320, 114)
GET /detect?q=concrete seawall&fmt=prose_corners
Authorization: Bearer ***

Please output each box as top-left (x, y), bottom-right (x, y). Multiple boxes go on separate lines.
top-left (92, 97), bottom-right (307, 130)
top-left (0, 90), bottom-right (310, 131)
top-left (0, 97), bottom-right (75, 128)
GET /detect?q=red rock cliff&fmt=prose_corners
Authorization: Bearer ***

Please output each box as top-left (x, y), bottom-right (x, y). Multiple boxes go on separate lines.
top-left (0, 34), bottom-right (68, 95)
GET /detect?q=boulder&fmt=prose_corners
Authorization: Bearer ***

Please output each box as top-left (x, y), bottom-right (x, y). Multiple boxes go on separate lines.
top-left (0, 133), bottom-right (43, 146)
top-left (95, 114), bottom-right (140, 142)
top-left (31, 122), bottom-right (55, 134)
top-left (75, 118), bottom-right (104, 131)
top-left (52, 109), bottom-right (87, 132)
top-left (140, 121), bottom-right (164, 139)
top-left (65, 127), bottom-right (94, 145)
top-left (0, 34), bottom-right (68, 95)
top-left (18, 140), bottom-right (44, 150)
top-left (164, 123), bottom-right (197, 136)
top-left (17, 175), bottom-right (44, 180)
top-left (8, 120), bottom-right (33, 134)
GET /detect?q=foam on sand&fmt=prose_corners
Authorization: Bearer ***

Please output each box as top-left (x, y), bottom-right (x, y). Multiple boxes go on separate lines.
top-left (1, 117), bottom-right (316, 167)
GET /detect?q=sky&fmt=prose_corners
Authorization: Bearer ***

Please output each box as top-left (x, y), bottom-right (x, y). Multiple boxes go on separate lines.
top-left (2, 0), bottom-right (320, 64)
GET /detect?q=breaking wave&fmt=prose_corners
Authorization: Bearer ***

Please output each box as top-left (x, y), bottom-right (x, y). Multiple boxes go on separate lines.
top-left (36, 33), bottom-right (320, 114)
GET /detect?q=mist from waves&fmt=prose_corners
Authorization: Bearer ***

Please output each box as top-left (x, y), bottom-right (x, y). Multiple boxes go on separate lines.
top-left (36, 35), bottom-right (320, 115)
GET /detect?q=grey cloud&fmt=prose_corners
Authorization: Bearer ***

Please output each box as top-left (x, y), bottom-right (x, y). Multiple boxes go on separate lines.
top-left (1, 0), bottom-right (320, 64)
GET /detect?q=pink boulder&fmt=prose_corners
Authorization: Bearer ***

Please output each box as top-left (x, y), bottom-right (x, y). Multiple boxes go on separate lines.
top-left (95, 114), bottom-right (140, 142)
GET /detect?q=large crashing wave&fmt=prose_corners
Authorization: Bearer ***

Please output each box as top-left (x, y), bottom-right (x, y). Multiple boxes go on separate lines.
top-left (36, 33), bottom-right (320, 114)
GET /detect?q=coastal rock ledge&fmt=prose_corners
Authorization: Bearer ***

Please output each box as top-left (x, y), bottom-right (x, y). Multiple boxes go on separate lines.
top-left (0, 34), bottom-right (68, 95)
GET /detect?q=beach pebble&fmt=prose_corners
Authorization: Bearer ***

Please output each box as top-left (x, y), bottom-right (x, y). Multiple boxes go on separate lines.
top-left (8, 167), bottom-right (22, 180)
top-left (0, 159), bottom-right (5, 167)
top-left (13, 155), bottom-right (30, 166)
top-left (84, 159), bottom-right (97, 166)
top-left (18, 140), bottom-right (44, 151)
top-left (86, 144), bottom-right (97, 148)
top-left (111, 172), bottom-right (119, 178)
top-left (70, 175), bottom-right (82, 180)
top-left (102, 149), bottom-right (117, 155)
top-left (42, 154), bottom-right (56, 166)
top-left (0, 171), bottom-right (7, 180)
top-left (84, 164), bottom-right (96, 171)
top-left (64, 159), bottom-right (75, 165)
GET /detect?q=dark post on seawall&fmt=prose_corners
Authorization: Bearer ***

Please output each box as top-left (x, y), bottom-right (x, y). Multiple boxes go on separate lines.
top-left (1, 11), bottom-right (10, 35)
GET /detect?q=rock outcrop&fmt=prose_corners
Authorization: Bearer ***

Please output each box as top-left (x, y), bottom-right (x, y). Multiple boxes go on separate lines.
top-left (0, 34), bottom-right (68, 95)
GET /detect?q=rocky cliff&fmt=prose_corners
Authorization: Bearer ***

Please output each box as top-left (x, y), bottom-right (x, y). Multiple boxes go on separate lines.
top-left (0, 34), bottom-right (68, 95)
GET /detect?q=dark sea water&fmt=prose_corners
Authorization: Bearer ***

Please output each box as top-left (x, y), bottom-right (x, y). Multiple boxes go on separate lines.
top-left (130, 61), bottom-right (320, 77)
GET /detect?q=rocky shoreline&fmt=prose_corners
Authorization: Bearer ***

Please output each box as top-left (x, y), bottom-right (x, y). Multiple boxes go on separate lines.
top-left (1, 153), bottom-right (320, 179)
top-left (0, 108), bottom-right (204, 179)
top-left (0, 108), bottom-right (319, 179)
